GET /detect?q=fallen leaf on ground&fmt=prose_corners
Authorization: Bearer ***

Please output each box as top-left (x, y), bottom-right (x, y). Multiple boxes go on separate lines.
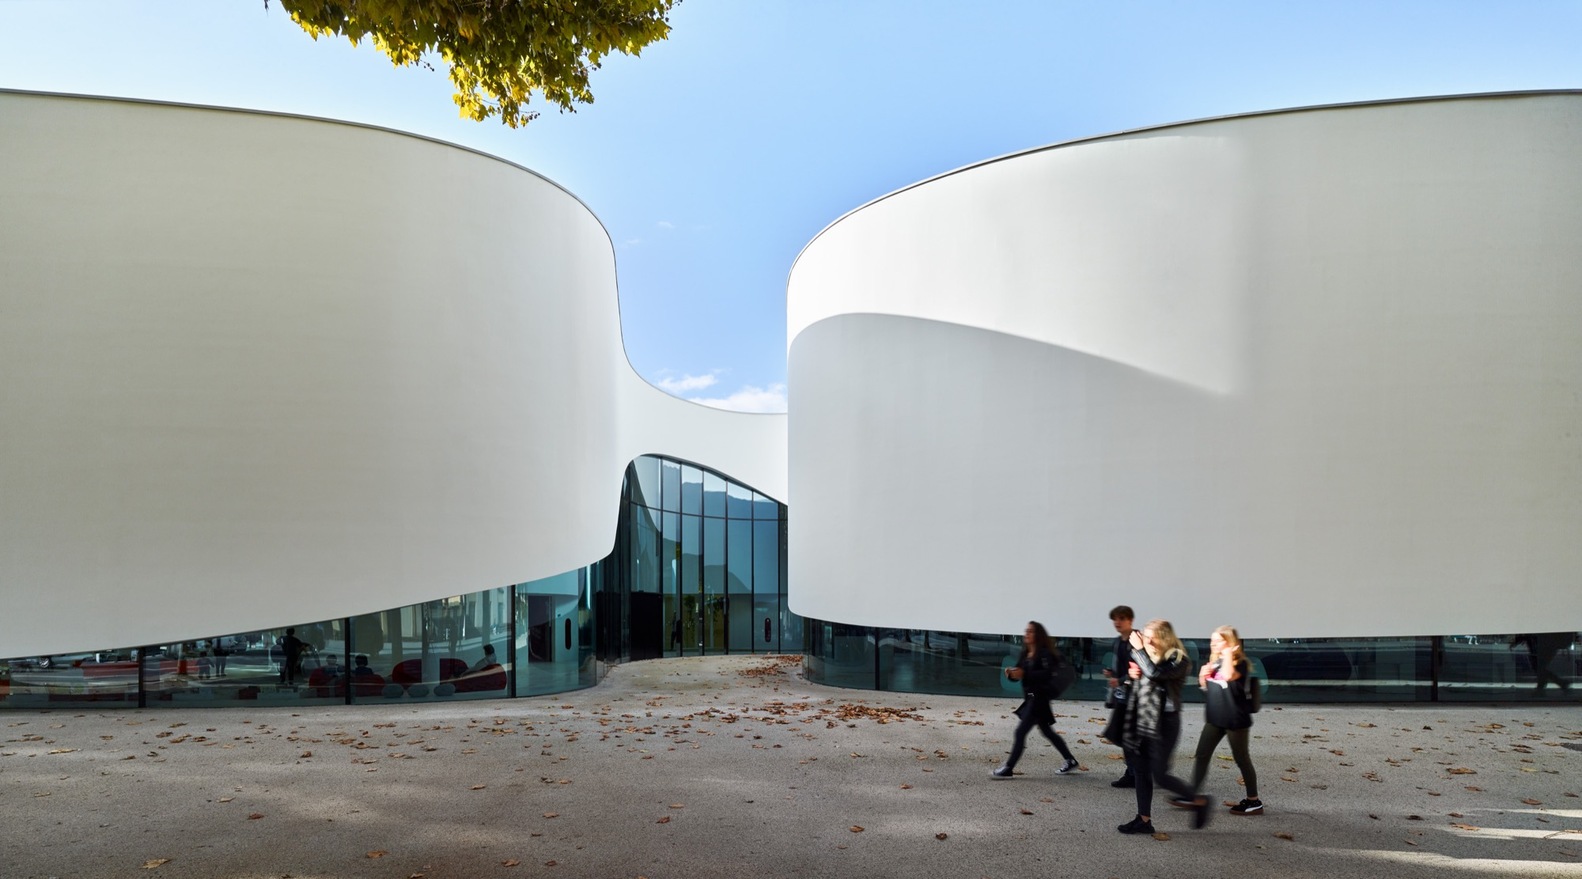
top-left (1274, 832), bottom-right (1295, 841)
top-left (501, 859), bottom-right (520, 867)
top-left (470, 784), bottom-right (487, 790)
top-left (1522, 798), bottom-right (1542, 805)
top-left (656, 816), bottom-right (671, 824)
top-left (935, 832), bottom-right (948, 840)
top-left (1152, 832), bottom-right (1170, 841)
top-left (247, 813), bottom-right (264, 820)
top-left (543, 812), bottom-right (559, 819)
top-left (1450, 823), bottom-right (1480, 831)
top-left (141, 859), bottom-right (170, 869)
top-left (366, 851), bottom-right (387, 859)
top-left (850, 825), bottom-right (865, 833)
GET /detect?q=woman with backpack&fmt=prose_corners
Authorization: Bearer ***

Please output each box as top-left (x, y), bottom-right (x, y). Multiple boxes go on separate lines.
top-left (1118, 619), bottom-right (1210, 833)
top-left (1182, 625), bottom-right (1263, 815)
top-left (992, 620), bottom-right (1080, 778)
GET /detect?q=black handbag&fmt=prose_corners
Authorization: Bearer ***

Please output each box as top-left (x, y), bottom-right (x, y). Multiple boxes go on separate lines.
top-left (1104, 680), bottom-right (1130, 709)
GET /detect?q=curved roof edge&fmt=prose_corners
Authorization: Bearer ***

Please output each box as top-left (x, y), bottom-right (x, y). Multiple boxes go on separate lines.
top-left (787, 89), bottom-right (1582, 283)
top-left (0, 88), bottom-right (787, 418)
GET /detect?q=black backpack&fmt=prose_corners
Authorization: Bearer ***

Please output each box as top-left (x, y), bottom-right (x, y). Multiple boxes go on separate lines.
top-left (1049, 651), bottom-right (1078, 699)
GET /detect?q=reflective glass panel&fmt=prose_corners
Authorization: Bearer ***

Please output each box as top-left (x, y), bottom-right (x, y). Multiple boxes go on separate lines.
top-left (1438, 632), bottom-right (1580, 702)
top-left (2, 648), bottom-right (139, 709)
top-left (660, 512), bottom-right (680, 595)
top-left (517, 574), bottom-right (587, 696)
top-left (805, 622), bottom-right (875, 689)
top-left (156, 624), bottom-right (348, 707)
top-left (703, 471), bottom-right (727, 517)
top-left (660, 459), bottom-right (682, 512)
top-left (879, 630), bottom-right (1019, 697)
top-left (630, 457), bottom-right (661, 510)
top-left (630, 504), bottom-right (659, 593)
top-left (753, 596), bottom-right (778, 652)
top-left (726, 481), bottom-right (753, 518)
top-left (680, 465), bottom-right (703, 515)
top-left (727, 518), bottom-right (753, 593)
top-left (752, 492), bottom-right (779, 520)
top-left (348, 588), bottom-right (511, 704)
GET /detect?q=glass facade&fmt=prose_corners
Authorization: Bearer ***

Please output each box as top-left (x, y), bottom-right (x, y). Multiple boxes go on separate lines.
top-left (0, 455), bottom-right (793, 710)
top-left (608, 456), bottom-right (793, 662)
top-left (803, 622), bottom-right (1582, 704)
top-left (4, 453), bottom-right (1574, 709)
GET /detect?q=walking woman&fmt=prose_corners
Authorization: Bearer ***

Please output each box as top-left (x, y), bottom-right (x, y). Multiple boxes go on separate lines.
top-left (1117, 619), bottom-right (1209, 833)
top-left (993, 621), bottom-right (1079, 778)
top-left (1183, 626), bottom-right (1262, 815)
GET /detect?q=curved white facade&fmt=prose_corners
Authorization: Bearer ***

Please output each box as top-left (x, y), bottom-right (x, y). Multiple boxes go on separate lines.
top-left (0, 92), bottom-right (785, 658)
top-left (788, 93), bottom-right (1582, 639)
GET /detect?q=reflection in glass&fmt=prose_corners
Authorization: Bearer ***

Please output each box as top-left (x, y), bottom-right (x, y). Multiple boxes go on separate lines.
top-left (703, 471), bottom-right (727, 517)
top-left (350, 589), bottom-right (511, 703)
top-left (1, 648), bottom-right (139, 709)
top-left (0, 454), bottom-right (795, 712)
top-left (752, 491), bottom-right (779, 520)
top-left (630, 456), bottom-right (661, 510)
top-left (681, 465), bottom-right (703, 515)
top-left (660, 459), bottom-right (681, 513)
top-left (517, 571), bottom-right (591, 696)
top-left (726, 480), bottom-right (753, 518)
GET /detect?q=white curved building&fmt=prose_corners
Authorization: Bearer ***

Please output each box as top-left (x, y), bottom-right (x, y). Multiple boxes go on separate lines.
top-left (788, 92), bottom-right (1582, 642)
top-left (2, 89), bottom-right (1578, 706)
top-left (0, 91), bottom-right (785, 660)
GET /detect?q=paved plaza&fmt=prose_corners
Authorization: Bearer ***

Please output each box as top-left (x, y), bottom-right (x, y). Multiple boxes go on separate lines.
top-left (3, 655), bottom-right (1581, 878)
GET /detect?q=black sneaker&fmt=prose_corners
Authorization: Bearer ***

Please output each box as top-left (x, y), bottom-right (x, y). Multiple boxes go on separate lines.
top-left (1110, 774), bottom-right (1136, 788)
top-left (991, 765), bottom-right (1014, 779)
top-left (1229, 798), bottom-right (1263, 815)
top-left (1168, 795), bottom-right (1196, 809)
top-left (1117, 816), bottom-right (1152, 834)
top-left (1057, 758), bottom-right (1080, 774)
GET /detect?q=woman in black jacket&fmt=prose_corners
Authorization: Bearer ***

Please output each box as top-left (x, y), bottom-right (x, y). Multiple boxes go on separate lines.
top-left (1118, 619), bottom-right (1209, 833)
top-left (992, 621), bottom-right (1079, 778)
top-left (1184, 626), bottom-right (1261, 815)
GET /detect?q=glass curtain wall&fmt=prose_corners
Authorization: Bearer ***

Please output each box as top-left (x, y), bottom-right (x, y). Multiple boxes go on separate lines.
top-left (612, 455), bottom-right (795, 662)
top-left (803, 620), bottom-right (1579, 704)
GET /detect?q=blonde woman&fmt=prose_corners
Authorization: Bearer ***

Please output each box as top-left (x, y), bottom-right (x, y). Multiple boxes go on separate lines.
top-left (1180, 626), bottom-right (1262, 815)
top-left (1117, 619), bottom-right (1209, 833)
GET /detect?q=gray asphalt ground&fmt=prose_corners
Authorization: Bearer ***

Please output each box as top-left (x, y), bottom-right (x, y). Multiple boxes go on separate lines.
top-left (3, 654), bottom-right (1580, 879)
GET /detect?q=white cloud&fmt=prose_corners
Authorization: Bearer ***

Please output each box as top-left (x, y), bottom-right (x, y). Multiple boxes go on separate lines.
top-left (687, 383), bottom-right (788, 414)
top-left (656, 220), bottom-right (675, 230)
top-left (654, 371), bottom-right (719, 394)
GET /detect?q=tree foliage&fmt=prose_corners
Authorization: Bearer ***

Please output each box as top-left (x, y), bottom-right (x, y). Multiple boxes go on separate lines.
top-left (272, 0), bottom-right (677, 126)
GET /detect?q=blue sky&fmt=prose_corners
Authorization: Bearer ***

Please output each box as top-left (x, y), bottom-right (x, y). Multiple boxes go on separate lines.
top-left (3, 1), bottom-right (1579, 411)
